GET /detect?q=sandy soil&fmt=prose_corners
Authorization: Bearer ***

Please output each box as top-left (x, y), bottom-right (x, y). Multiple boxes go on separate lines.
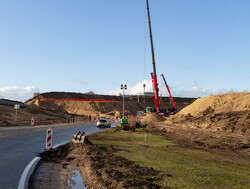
top-left (140, 93), bottom-right (250, 157)
top-left (164, 93), bottom-right (250, 135)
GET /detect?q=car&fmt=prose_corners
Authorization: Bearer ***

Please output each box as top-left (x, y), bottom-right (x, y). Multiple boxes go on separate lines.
top-left (97, 118), bottom-right (111, 128)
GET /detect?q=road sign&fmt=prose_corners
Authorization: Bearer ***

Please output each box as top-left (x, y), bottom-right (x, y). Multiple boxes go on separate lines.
top-left (14, 104), bottom-right (20, 109)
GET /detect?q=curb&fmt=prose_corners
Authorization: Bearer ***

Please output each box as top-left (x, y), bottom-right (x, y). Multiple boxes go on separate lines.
top-left (18, 142), bottom-right (66, 189)
top-left (18, 157), bottom-right (41, 189)
top-left (17, 128), bottom-right (98, 189)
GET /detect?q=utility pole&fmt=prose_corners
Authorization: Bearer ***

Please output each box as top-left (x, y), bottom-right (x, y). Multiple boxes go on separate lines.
top-left (121, 84), bottom-right (127, 119)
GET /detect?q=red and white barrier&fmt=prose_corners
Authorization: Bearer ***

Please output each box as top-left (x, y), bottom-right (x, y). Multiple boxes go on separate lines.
top-left (91, 117), bottom-right (98, 121)
top-left (46, 128), bottom-right (53, 150)
top-left (31, 116), bottom-right (35, 127)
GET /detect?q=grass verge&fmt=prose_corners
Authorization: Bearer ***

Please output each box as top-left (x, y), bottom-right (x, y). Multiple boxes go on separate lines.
top-left (89, 128), bottom-right (250, 188)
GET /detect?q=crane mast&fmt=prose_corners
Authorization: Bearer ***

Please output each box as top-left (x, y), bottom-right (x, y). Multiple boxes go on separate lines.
top-left (161, 74), bottom-right (177, 111)
top-left (146, 0), bottom-right (160, 112)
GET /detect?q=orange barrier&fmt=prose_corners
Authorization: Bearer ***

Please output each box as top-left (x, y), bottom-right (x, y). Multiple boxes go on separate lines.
top-left (40, 99), bottom-right (115, 102)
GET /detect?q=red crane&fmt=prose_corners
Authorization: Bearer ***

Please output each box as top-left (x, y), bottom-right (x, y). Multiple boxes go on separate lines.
top-left (161, 74), bottom-right (176, 112)
top-left (146, 0), bottom-right (176, 114)
top-left (150, 72), bottom-right (160, 112)
top-left (146, 0), bottom-right (160, 112)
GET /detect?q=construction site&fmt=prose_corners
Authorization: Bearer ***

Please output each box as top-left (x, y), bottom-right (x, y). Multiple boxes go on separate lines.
top-left (0, 0), bottom-right (250, 189)
top-left (0, 90), bottom-right (249, 188)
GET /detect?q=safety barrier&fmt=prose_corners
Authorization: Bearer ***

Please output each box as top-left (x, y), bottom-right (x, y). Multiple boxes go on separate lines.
top-left (90, 117), bottom-right (120, 123)
top-left (31, 116), bottom-right (34, 126)
top-left (72, 131), bottom-right (86, 143)
top-left (45, 128), bottom-right (53, 150)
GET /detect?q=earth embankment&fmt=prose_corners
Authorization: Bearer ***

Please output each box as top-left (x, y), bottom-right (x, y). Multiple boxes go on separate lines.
top-left (0, 104), bottom-right (86, 126)
top-left (25, 92), bottom-right (194, 118)
top-left (165, 93), bottom-right (250, 135)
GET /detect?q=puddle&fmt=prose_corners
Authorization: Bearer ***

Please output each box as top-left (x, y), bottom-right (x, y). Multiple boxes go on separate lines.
top-left (67, 169), bottom-right (87, 189)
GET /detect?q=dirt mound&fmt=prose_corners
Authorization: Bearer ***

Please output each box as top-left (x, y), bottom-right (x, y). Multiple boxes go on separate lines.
top-left (141, 114), bottom-right (166, 125)
top-left (178, 93), bottom-right (250, 116)
top-left (165, 93), bottom-right (250, 135)
top-left (32, 142), bottom-right (160, 189)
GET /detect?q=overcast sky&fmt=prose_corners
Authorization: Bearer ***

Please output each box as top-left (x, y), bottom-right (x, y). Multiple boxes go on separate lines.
top-left (0, 0), bottom-right (249, 102)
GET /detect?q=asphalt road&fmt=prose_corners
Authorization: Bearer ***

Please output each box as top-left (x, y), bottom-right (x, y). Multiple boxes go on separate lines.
top-left (0, 122), bottom-right (105, 189)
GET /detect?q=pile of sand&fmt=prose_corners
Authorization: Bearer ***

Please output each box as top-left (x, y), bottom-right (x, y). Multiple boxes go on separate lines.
top-left (141, 114), bottom-right (166, 125)
top-left (165, 93), bottom-right (250, 135)
top-left (178, 93), bottom-right (250, 116)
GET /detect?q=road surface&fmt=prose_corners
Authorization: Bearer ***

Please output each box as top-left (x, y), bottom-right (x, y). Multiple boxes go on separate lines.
top-left (0, 122), bottom-right (104, 189)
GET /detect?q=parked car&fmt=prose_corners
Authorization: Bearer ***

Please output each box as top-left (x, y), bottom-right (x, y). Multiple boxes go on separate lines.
top-left (97, 118), bottom-right (111, 128)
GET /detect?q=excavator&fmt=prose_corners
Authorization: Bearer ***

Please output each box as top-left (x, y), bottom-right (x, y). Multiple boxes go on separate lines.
top-left (146, 0), bottom-right (176, 116)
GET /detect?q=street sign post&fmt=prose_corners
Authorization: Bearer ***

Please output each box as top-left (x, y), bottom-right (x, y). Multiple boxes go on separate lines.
top-left (14, 104), bottom-right (20, 121)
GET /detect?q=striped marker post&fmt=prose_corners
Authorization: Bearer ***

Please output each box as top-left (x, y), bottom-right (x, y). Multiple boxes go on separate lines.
top-left (31, 116), bottom-right (34, 127)
top-left (46, 128), bottom-right (53, 150)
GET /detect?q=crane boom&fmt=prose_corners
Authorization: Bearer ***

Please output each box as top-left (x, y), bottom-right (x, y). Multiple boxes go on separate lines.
top-left (161, 74), bottom-right (176, 110)
top-left (146, 0), bottom-right (160, 112)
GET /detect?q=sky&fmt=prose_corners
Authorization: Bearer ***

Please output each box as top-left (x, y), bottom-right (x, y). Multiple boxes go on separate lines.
top-left (0, 0), bottom-right (249, 102)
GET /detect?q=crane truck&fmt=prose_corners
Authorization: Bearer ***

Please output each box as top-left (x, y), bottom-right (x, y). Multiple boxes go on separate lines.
top-left (146, 0), bottom-right (176, 116)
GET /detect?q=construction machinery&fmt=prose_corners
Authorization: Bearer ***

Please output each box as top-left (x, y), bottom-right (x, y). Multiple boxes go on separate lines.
top-left (146, 0), bottom-right (176, 116)
top-left (161, 74), bottom-right (177, 114)
top-left (146, 0), bottom-right (160, 113)
top-left (120, 118), bottom-right (137, 131)
top-left (146, 106), bottom-right (154, 113)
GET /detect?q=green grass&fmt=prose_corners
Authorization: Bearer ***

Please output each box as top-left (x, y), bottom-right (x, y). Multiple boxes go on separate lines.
top-left (89, 128), bottom-right (250, 189)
